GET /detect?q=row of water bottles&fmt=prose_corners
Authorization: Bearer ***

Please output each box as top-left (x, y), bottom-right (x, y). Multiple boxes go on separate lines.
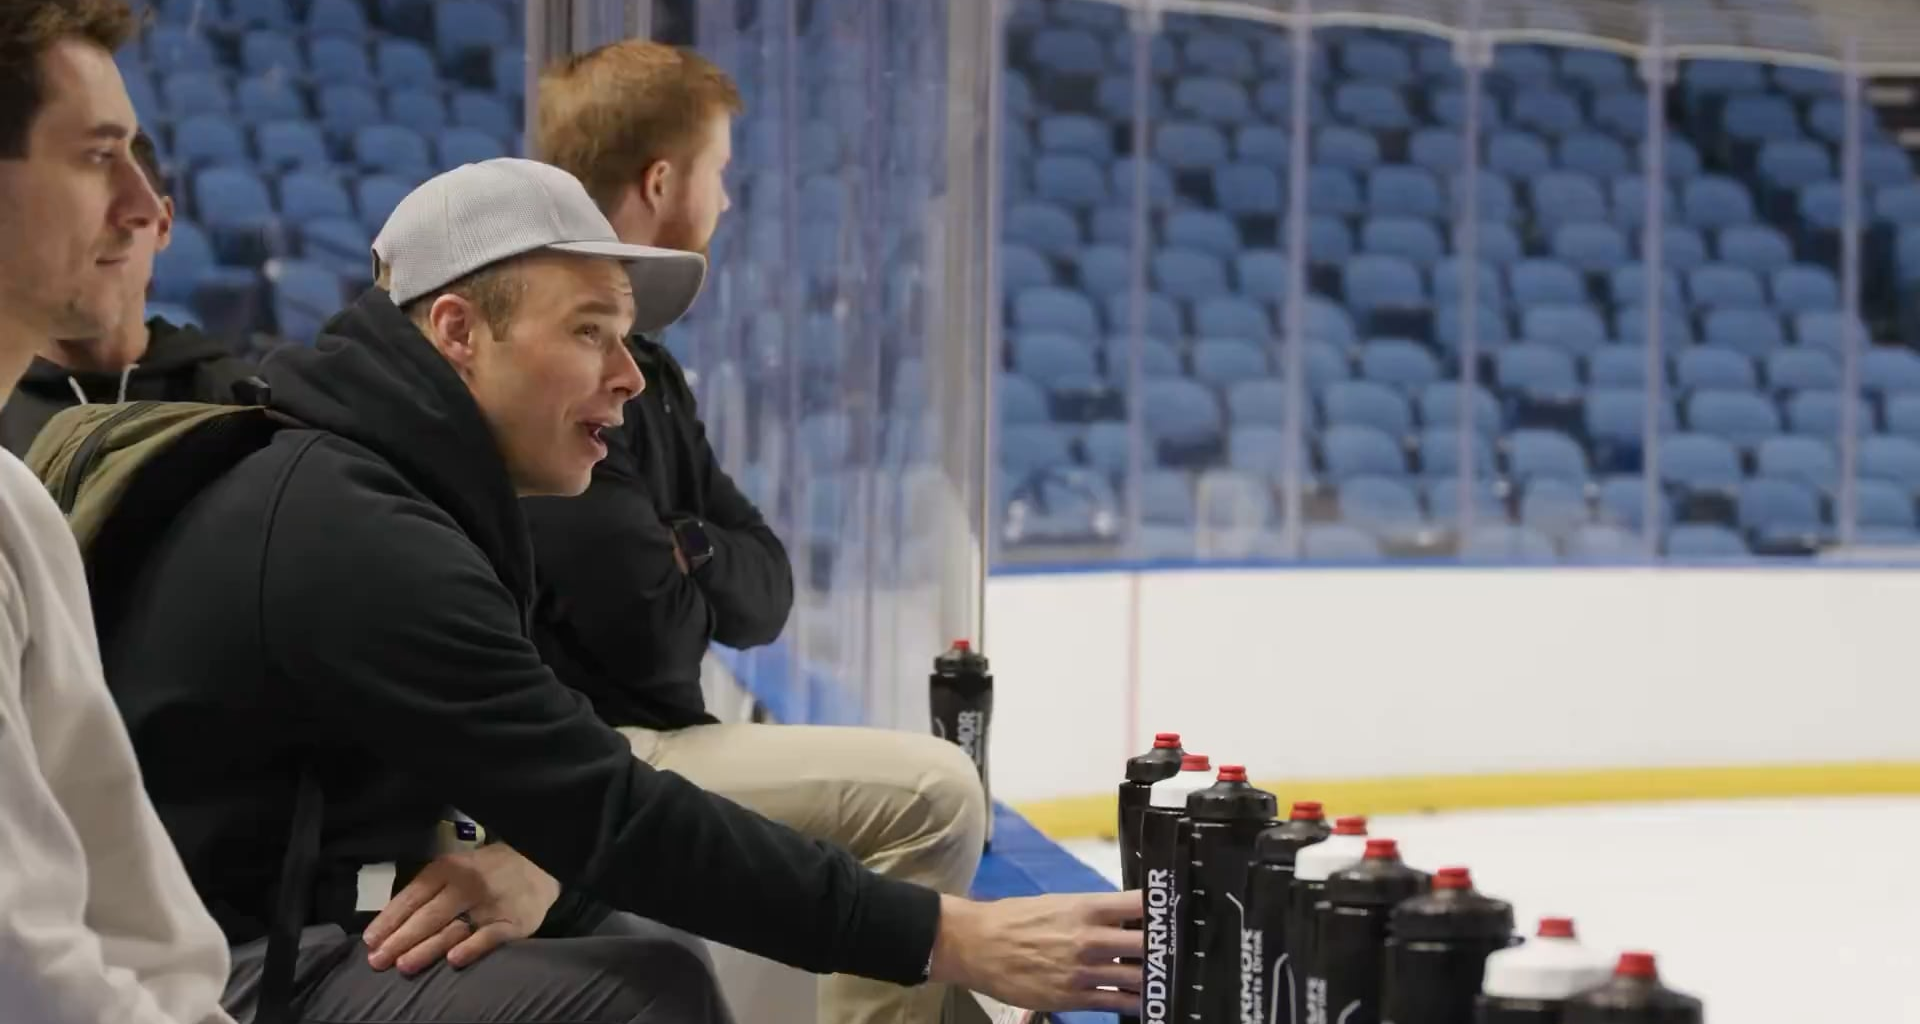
top-left (1118, 734), bottom-right (1706, 1024)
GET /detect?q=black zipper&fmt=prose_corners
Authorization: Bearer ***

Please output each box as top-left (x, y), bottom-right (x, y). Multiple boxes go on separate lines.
top-left (60, 401), bottom-right (154, 513)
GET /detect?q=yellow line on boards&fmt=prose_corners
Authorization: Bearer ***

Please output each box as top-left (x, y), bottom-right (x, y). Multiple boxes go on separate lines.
top-left (1013, 762), bottom-right (1920, 840)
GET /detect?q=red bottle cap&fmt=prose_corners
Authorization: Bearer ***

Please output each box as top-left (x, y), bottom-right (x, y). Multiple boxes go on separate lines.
top-left (1616, 952), bottom-right (1659, 979)
top-left (950, 639), bottom-right (971, 651)
top-left (1333, 815), bottom-right (1368, 836)
top-left (1538, 917), bottom-right (1576, 939)
top-left (1218, 764), bottom-right (1247, 782)
top-left (1180, 754), bottom-right (1212, 772)
top-left (1291, 800), bottom-right (1325, 820)
top-left (1433, 866), bottom-right (1472, 890)
top-left (1153, 732), bottom-right (1181, 747)
top-left (1364, 838), bottom-right (1399, 859)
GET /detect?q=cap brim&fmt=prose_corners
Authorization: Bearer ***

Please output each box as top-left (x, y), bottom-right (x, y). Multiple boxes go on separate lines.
top-left (547, 240), bottom-right (707, 334)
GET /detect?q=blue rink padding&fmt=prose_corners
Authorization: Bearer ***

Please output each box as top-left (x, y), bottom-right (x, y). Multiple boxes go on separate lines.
top-left (971, 804), bottom-right (1121, 1024)
top-left (718, 642), bottom-right (1125, 1024)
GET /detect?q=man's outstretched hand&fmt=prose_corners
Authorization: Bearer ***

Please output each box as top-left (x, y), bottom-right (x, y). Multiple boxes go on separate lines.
top-left (928, 891), bottom-right (1143, 1013)
top-left (363, 845), bottom-right (561, 975)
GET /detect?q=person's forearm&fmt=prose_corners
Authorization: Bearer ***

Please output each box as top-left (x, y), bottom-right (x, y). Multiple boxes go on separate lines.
top-left (691, 522), bottom-right (793, 647)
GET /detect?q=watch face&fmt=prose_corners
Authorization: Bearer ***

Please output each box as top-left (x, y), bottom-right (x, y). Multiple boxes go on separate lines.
top-left (676, 520), bottom-right (714, 561)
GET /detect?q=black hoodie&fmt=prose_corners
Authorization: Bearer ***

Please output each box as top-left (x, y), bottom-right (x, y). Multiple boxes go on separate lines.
top-left (0, 316), bottom-right (258, 455)
top-left (98, 289), bottom-right (940, 983)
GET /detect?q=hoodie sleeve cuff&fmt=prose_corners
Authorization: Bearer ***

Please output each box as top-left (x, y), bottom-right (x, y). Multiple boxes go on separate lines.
top-left (839, 874), bottom-right (943, 986)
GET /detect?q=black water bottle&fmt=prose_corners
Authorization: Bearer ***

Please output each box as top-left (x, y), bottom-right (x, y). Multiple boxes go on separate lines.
top-left (1562, 953), bottom-right (1703, 1024)
top-left (1180, 765), bottom-right (1278, 1024)
top-left (929, 639), bottom-right (992, 846)
top-left (1246, 801), bottom-right (1331, 1024)
top-left (1137, 753), bottom-right (1214, 1024)
top-left (1119, 732), bottom-right (1186, 1024)
top-left (1476, 917), bottom-right (1613, 1024)
top-left (1383, 867), bottom-right (1515, 1024)
top-left (1314, 839), bottom-right (1429, 1024)
top-left (1288, 816), bottom-right (1370, 1024)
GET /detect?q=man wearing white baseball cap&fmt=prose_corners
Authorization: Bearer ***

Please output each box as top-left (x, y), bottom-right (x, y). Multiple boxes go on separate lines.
top-left (93, 157), bottom-right (1143, 1024)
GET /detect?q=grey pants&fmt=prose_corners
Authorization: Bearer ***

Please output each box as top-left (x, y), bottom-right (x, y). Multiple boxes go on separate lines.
top-left (224, 915), bottom-right (732, 1024)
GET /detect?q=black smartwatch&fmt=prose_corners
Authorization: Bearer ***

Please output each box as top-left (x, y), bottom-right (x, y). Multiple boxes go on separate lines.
top-left (669, 518), bottom-right (715, 572)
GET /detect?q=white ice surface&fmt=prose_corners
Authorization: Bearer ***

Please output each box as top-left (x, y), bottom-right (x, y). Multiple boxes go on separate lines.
top-left (1058, 797), bottom-right (1920, 1023)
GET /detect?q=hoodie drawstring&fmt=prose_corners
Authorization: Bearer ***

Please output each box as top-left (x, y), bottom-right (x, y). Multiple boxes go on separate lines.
top-left (64, 363), bottom-right (138, 406)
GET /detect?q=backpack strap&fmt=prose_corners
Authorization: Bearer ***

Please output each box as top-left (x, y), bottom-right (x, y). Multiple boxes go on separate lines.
top-left (258, 767), bottom-right (323, 1024)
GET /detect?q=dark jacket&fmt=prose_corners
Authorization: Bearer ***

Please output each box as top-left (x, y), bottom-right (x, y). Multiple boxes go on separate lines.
top-left (525, 336), bottom-right (794, 730)
top-left (0, 316), bottom-right (258, 455)
top-left (100, 290), bottom-right (938, 983)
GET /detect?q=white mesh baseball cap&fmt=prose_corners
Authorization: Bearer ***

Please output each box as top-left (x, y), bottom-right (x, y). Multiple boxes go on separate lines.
top-left (371, 158), bottom-right (706, 333)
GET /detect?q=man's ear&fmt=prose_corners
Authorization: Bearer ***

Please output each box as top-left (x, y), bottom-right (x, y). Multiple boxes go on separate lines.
top-left (155, 196), bottom-right (174, 252)
top-left (641, 158), bottom-right (674, 209)
top-left (422, 293), bottom-right (485, 376)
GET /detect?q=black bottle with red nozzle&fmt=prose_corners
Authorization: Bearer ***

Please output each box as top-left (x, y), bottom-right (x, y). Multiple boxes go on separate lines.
top-left (928, 639), bottom-right (992, 848)
top-left (1562, 953), bottom-right (1703, 1024)
top-left (1382, 866), bottom-right (1515, 1024)
top-left (1244, 801), bottom-right (1332, 1024)
top-left (1313, 838), bottom-right (1430, 1024)
top-left (1118, 733), bottom-right (1186, 1024)
top-left (1288, 815), bottom-right (1372, 1024)
top-left (1180, 765), bottom-right (1277, 1024)
top-left (1137, 753), bottom-right (1216, 1024)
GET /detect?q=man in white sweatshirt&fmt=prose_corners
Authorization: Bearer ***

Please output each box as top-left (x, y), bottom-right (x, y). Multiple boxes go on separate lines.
top-left (0, 1), bottom-right (236, 1022)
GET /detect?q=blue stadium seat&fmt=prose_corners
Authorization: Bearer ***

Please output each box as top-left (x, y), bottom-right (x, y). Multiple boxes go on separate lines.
top-left (241, 29), bottom-right (303, 76)
top-left (1196, 296), bottom-right (1270, 339)
top-left (1722, 94), bottom-right (1802, 144)
top-left (1196, 470), bottom-right (1275, 544)
top-left (492, 48), bottom-right (525, 99)
top-left (1799, 181), bottom-right (1844, 232)
top-left (1342, 254), bottom-right (1425, 314)
top-left (1767, 348), bottom-right (1840, 391)
top-left (310, 37), bottom-right (372, 82)
top-left (1419, 382), bottom-right (1502, 436)
top-left (1093, 75), bottom-right (1159, 122)
top-left (1166, 210), bottom-right (1240, 259)
top-left (1143, 378), bottom-right (1225, 451)
top-left (1433, 303), bottom-right (1510, 351)
top-left (1035, 155), bottom-right (1107, 208)
top-left (375, 38), bottom-right (440, 89)
top-left (1616, 304), bottom-right (1697, 347)
top-left (1510, 259), bottom-right (1586, 306)
top-left (298, 216), bottom-right (369, 278)
top-left (193, 166), bottom-right (275, 231)
top-left (317, 84), bottom-right (383, 140)
top-left (1014, 286), bottom-right (1099, 338)
top-left (1152, 248), bottom-right (1227, 301)
top-left (1303, 524), bottom-right (1385, 561)
top-left (1075, 245), bottom-right (1127, 297)
top-left (1683, 59), bottom-right (1768, 97)
top-left (1611, 175), bottom-right (1678, 229)
top-left (1681, 345), bottom-right (1758, 390)
top-left (1030, 27), bottom-right (1104, 75)
top-left (451, 91), bottom-right (515, 140)
top-left (1663, 227), bottom-right (1710, 270)
top-left (1254, 81), bottom-right (1329, 123)
top-left (1152, 121), bottom-right (1224, 169)
top-left (1139, 471), bottom-right (1196, 529)
top-left (1666, 524), bottom-right (1750, 557)
top-left (270, 259), bottom-right (343, 344)
top-left (1660, 433), bottom-right (1743, 492)
top-left (1173, 78), bottom-right (1251, 123)
top-left (236, 76), bottom-right (306, 125)
top-left (434, 0), bottom-right (511, 65)
top-left (1359, 339), bottom-right (1439, 389)
top-left (1301, 298), bottom-right (1358, 348)
top-left (1861, 435), bottom-right (1920, 493)
top-left (1876, 184), bottom-right (1920, 224)
top-left (1888, 395), bottom-right (1920, 439)
top-left (385, 88), bottom-right (447, 138)
top-left (1488, 131), bottom-right (1552, 178)
top-left (1104, 292), bottom-right (1183, 338)
top-left (1361, 217), bottom-right (1444, 265)
top-left (1611, 263), bottom-right (1683, 307)
top-left (1497, 345), bottom-right (1580, 398)
top-left (1507, 428), bottom-right (1588, 484)
top-left (1702, 308), bottom-right (1785, 358)
top-left (999, 424), bottom-right (1073, 478)
top-left (1532, 171), bottom-right (1610, 230)
top-left (1687, 389), bottom-right (1779, 447)
top-left (1772, 65), bottom-right (1841, 98)
top-left (1461, 524), bottom-right (1558, 562)
top-left (353, 124), bottom-right (431, 176)
top-left (1366, 166), bottom-right (1442, 219)
top-left (1315, 127), bottom-right (1381, 173)
top-left (1561, 50), bottom-right (1631, 92)
top-left (1417, 428), bottom-right (1495, 478)
top-left (145, 26), bottom-right (216, 74)
top-left (1424, 477), bottom-right (1505, 521)
top-left (1304, 213), bottom-right (1355, 261)
top-left (1523, 304), bottom-right (1608, 353)
top-left (1684, 176), bottom-right (1757, 228)
top-left (1410, 129), bottom-right (1462, 175)
top-left (1214, 163), bottom-right (1280, 214)
top-left (1235, 125), bottom-right (1290, 166)
top-left (437, 127), bottom-right (504, 167)
top-left (1044, 114), bottom-right (1114, 160)
top-left (1784, 390), bottom-right (1874, 436)
top-left (1341, 37), bottom-right (1413, 84)
top-left (172, 114), bottom-right (248, 168)
top-left (1593, 91), bottom-right (1649, 140)
top-left (1101, 336), bottom-right (1182, 383)
top-left (1662, 133), bottom-right (1706, 179)
top-left (1334, 81), bottom-right (1412, 131)
top-left (1338, 475), bottom-right (1424, 535)
top-left (1003, 244), bottom-right (1054, 293)
top-left (1862, 347), bottom-right (1920, 393)
top-left (307, 0), bottom-right (367, 37)
top-left (1811, 99), bottom-right (1878, 146)
top-left (1757, 140), bottom-right (1832, 190)
top-left (1192, 338), bottom-right (1268, 387)
top-left (1855, 479), bottom-right (1916, 530)
top-left (1598, 475), bottom-right (1670, 529)
top-left (1005, 202), bottom-right (1081, 258)
top-left (1514, 89), bottom-right (1584, 139)
top-left (1586, 388), bottom-right (1676, 446)
top-left (1324, 380), bottom-right (1413, 436)
top-left (353, 174), bottom-right (413, 232)
top-left (1453, 170), bottom-right (1517, 221)
top-left (1111, 158), bottom-right (1174, 211)
top-left (1013, 332), bottom-right (1098, 390)
top-left (1791, 310), bottom-right (1865, 351)
top-left (1567, 524), bottom-right (1641, 561)
top-left (1559, 132), bottom-right (1630, 178)
top-left (1227, 424), bottom-right (1290, 477)
top-left (1322, 425), bottom-right (1407, 479)
top-left (1588, 347), bottom-right (1654, 388)
top-left (1737, 478), bottom-right (1824, 540)
top-left (1552, 223), bottom-right (1628, 272)
top-left (1520, 478), bottom-right (1591, 536)
top-left (1716, 224), bottom-right (1794, 273)
top-left (1227, 380), bottom-right (1296, 430)
top-left (1433, 257), bottom-right (1506, 308)
top-left (1771, 265), bottom-right (1840, 312)
top-left (1864, 143), bottom-right (1915, 188)
top-left (150, 220), bottom-right (217, 302)
top-left (163, 71), bottom-right (230, 118)
top-left (278, 169), bottom-right (352, 223)
top-left (1432, 89), bottom-right (1505, 131)
top-left (1756, 435), bottom-right (1838, 489)
top-left (1688, 264), bottom-right (1766, 309)
top-left (1233, 250), bottom-right (1286, 304)
top-left (1185, 29), bottom-right (1255, 78)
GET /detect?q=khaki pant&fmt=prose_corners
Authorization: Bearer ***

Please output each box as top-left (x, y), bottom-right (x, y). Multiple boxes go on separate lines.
top-left (620, 723), bottom-right (988, 1024)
